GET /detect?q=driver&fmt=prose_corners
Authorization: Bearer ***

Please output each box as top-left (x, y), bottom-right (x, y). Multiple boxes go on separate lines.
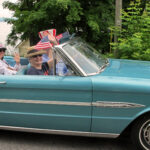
top-left (26, 49), bottom-right (53, 75)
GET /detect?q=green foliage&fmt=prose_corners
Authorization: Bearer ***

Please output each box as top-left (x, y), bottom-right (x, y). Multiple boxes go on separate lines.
top-left (110, 0), bottom-right (150, 61)
top-left (3, 0), bottom-right (115, 52)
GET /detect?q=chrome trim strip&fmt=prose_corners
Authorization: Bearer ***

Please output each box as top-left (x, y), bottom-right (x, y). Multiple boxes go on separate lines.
top-left (93, 101), bottom-right (145, 108)
top-left (0, 99), bottom-right (91, 106)
top-left (0, 99), bottom-right (145, 108)
top-left (0, 81), bottom-right (6, 84)
top-left (0, 125), bottom-right (119, 138)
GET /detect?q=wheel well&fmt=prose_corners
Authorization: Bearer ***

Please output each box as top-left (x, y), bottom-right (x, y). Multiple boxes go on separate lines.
top-left (119, 111), bottom-right (150, 138)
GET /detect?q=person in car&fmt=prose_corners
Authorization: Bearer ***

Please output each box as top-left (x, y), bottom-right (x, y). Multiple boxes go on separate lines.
top-left (0, 43), bottom-right (21, 75)
top-left (26, 49), bottom-right (53, 75)
top-left (26, 33), bottom-right (69, 76)
top-left (26, 48), bottom-right (69, 76)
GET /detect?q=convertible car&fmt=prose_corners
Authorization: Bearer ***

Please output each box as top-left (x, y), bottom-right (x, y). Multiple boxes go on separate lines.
top-left (1, 37), bottom-right (150, 150)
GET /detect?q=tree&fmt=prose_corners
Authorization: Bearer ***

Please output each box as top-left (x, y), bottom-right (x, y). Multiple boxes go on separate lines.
top-left (110, 0), bottom-right (150, 60)
top-left (3, 0), bottom-right (115, 53)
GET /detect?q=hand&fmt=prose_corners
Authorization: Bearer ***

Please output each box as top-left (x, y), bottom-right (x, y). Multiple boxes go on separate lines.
top-left (14, 52), bottom-right (20, 65)
top-left (46, 48), bottom-right (53, 58)
top-left (48, 34), bottom-right (58, 45)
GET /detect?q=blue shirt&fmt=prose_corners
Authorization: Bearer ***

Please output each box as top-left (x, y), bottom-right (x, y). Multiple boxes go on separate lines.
top-left (42, 54), bottom-right (50, 63)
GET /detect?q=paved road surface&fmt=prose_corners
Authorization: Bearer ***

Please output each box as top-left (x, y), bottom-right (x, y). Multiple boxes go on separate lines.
top-left (0, 130), bottom-right (135, 150)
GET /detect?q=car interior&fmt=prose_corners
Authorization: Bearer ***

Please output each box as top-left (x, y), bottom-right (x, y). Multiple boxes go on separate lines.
top-left (4, 52), bottom-right (76, 76)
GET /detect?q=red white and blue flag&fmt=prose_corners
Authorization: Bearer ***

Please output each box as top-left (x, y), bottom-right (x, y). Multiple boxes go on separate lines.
top-left (39, 29), bottom-right (56, 39)
top-left (35, 29), bottom-right (57, 50)
top-left (35, 36), bottom-right (52, 50)
top-left (35, 29), bottom-right (70, 50)
top-left (56, 32), bottom-right (70, 44)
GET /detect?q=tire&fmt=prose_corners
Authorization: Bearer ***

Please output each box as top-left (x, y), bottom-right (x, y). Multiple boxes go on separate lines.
top-left (131, 115), bottom-right (150, 150)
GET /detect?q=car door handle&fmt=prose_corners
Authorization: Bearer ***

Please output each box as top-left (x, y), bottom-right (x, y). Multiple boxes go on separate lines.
top-left (0, 81), bottom-right (7, 84)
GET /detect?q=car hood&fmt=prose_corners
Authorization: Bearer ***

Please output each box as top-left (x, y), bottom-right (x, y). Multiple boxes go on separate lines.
top-left (100, 59), bottom-right (150, 79)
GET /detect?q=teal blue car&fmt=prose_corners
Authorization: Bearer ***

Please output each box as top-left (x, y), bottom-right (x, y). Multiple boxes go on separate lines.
top-left (1, 37), bottom-right (150, 150)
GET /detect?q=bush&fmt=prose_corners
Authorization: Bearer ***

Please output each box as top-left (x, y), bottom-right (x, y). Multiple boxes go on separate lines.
top-left (110, 0), bottom-right (150, 61)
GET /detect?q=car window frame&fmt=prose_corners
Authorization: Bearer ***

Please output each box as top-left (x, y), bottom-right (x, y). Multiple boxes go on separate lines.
top-left (52, 47), bottom-right (83, 76)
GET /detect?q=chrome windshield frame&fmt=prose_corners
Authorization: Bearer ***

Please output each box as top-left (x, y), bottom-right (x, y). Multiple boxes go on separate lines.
top-left (54, 39), bottom-right (108, 77)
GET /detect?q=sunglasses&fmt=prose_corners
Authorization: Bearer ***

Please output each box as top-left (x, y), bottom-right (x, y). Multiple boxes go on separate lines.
top-left (0, 49), bottom-right (6, 52)
top-left (32, 54), bottom-right (42, 58)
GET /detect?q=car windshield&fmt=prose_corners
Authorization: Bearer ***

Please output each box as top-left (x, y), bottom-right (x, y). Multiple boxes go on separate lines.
top-left (62, 38), bottom-right (108, 76)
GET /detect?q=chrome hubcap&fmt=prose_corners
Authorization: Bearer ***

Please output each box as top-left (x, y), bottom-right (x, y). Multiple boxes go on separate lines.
top-left (139, 120), bottom-right (150, 150)
top-left (143, 123), bottom-right (150, 145)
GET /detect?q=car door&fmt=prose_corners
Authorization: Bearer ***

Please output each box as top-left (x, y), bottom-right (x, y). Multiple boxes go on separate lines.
top-left (90, 76), bottom-right (147, 136)
top-left (0, 74), bottom-right (92, 132)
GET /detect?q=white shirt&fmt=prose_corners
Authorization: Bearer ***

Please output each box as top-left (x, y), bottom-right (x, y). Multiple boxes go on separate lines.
top-left (0, 59), bottom-right (21, 75)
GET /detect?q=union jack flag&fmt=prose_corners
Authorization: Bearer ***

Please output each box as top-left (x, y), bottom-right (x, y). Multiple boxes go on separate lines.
top-left (35, 36), bottom-right (52, 50)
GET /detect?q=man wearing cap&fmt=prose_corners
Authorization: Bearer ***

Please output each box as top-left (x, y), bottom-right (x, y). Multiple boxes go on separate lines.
top-left (26, 49), bottom-right (53, 75)
top-left (0, 43), bottom-right (21, 75)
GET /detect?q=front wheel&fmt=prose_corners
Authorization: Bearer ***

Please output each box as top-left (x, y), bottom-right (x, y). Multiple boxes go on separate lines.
top-left (131, 115), bottom-right (150, 150)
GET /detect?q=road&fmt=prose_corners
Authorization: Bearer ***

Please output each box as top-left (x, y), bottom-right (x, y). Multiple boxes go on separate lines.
top-left (0, 130), bottom-right (135, 150)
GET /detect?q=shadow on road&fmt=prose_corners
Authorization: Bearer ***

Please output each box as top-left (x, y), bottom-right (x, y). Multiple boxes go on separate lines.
top-left (0, 130), bottom-right (134, 150)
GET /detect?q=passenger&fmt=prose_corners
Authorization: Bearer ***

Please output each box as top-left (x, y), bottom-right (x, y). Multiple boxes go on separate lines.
top-left (0, 43), bottom-right (21, 75)
top-left (26, 49), bottom-right (53, 75)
